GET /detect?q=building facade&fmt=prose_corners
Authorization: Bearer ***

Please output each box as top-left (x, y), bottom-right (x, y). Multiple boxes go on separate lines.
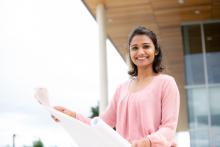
top-left (82, 0), bottom-right (220, 146)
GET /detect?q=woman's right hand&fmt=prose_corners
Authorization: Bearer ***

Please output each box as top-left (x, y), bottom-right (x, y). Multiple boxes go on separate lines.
top-left (52, 106), bottom-right (76, 122)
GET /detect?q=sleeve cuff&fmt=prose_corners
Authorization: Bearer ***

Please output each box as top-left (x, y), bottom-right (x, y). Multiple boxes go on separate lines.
top-left (75, 113), bottom-right (91, 125)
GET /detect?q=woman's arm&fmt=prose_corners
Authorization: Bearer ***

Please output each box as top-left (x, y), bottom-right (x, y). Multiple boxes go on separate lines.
top-left (147, 77), bottom-right (180, 147)
top-left (53, 106), bottom-right (91, 124)
top-left (53, 85), bottom-right (120, 126)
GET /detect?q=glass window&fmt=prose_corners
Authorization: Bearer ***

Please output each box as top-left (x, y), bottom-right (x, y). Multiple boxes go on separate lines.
top-left (209, 86), bottom-right (220, 126)
top-left (182, 22), bottom-right (220, 147)
top-left (182, 25), bottom-right (205, 85)
top-left (187, 88), bottom-right (209, 129)
top-left (211, 127), bottom-right (220, 147)
top-left (190, 129), bottom-right (210, 147)
top-left (204, 23), bottom-right (220, 84)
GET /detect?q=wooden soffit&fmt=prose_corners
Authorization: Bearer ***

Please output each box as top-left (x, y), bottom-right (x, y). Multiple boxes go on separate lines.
top-left (82, 0), bottom-right (220, 59)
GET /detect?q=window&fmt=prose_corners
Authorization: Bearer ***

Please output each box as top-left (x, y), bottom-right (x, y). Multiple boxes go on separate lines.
top-left (182, 21), bottom-right (220, 147)
top-left (182, 25), bottom-right (205, 85)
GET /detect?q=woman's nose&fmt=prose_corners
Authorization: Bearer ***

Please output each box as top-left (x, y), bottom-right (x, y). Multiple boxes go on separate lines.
top-left (137, 48), bottom-right (145, 54)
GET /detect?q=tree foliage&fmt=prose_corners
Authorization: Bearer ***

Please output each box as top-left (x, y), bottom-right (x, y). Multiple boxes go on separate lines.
top-left (89, 103), bottom-right (99, 118)
top-left (33, 139), bottom-right (44, 147)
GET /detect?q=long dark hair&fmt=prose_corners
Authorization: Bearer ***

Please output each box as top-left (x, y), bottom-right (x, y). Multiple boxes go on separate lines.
top-left (127, 26), bottom-right (164, 76)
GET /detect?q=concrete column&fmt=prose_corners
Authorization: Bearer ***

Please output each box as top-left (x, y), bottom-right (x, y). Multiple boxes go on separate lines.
top-left (96, 3), bottom-right (108, 114)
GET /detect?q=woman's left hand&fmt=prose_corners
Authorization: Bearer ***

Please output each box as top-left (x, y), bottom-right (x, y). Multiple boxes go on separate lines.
top-left (131, 137), bottom-right (151, 147)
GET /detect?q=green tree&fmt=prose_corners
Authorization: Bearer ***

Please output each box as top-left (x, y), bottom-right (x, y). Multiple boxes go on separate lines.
top-left (89, 103), bottom-right (99, 118)
top-left (32, 139), bottom-right (44, 147)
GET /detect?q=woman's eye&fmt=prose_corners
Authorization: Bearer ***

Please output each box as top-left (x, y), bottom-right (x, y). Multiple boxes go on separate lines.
top-left (131, 47), bottom-right (138, 50)
top-left (143, 45), bottom-right (150, 49)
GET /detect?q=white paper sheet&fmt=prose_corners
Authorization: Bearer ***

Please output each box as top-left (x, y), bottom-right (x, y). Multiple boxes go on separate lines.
top-left (34, 88), bottom-right (131, 147)
top-left (91, 117), bottom-right (131, 147)
top-left (34, 88), bottom-right (50, 106)
top-left (47, 107), bottom-right (107, 147)
top-left (46, 107), bottom-right (131, 147)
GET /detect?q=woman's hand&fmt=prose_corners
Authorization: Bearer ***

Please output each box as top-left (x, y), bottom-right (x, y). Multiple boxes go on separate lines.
top-left (52, 106), bottom-right (76, 122)
top-left (131, 137), bottom-right (151, 147)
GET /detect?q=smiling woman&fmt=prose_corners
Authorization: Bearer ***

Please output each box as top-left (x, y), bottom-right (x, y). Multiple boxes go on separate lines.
top-left (128, 26), bottom-right (164, 76)
top-left (53, 26), bottom-right (180, 147)
top-left (129, 35), bottom-right (157, 68)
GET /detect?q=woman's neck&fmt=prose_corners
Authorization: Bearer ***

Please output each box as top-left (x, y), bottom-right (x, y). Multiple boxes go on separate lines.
top-left (136, 67), bottom-right (155, 81)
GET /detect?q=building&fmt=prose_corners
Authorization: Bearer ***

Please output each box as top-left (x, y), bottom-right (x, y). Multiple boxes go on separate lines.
top-left (81, 0), bottom-right (220, 146)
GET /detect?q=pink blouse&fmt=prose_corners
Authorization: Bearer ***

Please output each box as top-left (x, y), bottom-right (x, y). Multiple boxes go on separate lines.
top-left (76, 74), bottom-right (180, 147)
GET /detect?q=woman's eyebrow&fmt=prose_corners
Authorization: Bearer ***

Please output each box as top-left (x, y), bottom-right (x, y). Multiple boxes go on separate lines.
top-left (143, 43), bottom-right (151, 45)
top-left (130, 44), bottom-right (137, 47)
top-left (130, 42), bottom-right (151, 47)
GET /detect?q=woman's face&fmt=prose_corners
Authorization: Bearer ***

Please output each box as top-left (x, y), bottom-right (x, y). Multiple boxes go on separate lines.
top-left (129, 35), bottom-right (157, 69)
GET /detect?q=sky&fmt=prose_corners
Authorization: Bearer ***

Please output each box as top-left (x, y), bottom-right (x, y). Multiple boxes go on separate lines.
top-left (0, 0), bottom-right (128, 146)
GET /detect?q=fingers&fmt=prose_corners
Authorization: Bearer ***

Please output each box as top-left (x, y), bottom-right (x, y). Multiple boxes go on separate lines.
top-left (131, 140), bottom-right (138, 147)
top-left (64, 110), bottom-right (76, 118)
top-left (51, 115), bottom-right (60, 122)
top-left (54, 106), bottom-right (66, 112)
top-left (131, 141), bottom-right (137, 147)
top-left (51, 106), bottom-right (65, 122)
top-left (53, 106), bottom-right (76, 118)
top-left (131, 139), bottom-right (150, 147)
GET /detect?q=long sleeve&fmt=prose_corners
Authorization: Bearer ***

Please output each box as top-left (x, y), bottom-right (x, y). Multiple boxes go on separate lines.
top-left (75, 113), bottom-right (91, 125)
top-left (147, 77), bottom-right (180, 147)
top-left (75, 85), bottom-right (121, 127)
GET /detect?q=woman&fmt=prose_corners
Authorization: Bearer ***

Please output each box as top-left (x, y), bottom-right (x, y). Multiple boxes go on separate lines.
top-left (54, 26), bottom-right (180, 147)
